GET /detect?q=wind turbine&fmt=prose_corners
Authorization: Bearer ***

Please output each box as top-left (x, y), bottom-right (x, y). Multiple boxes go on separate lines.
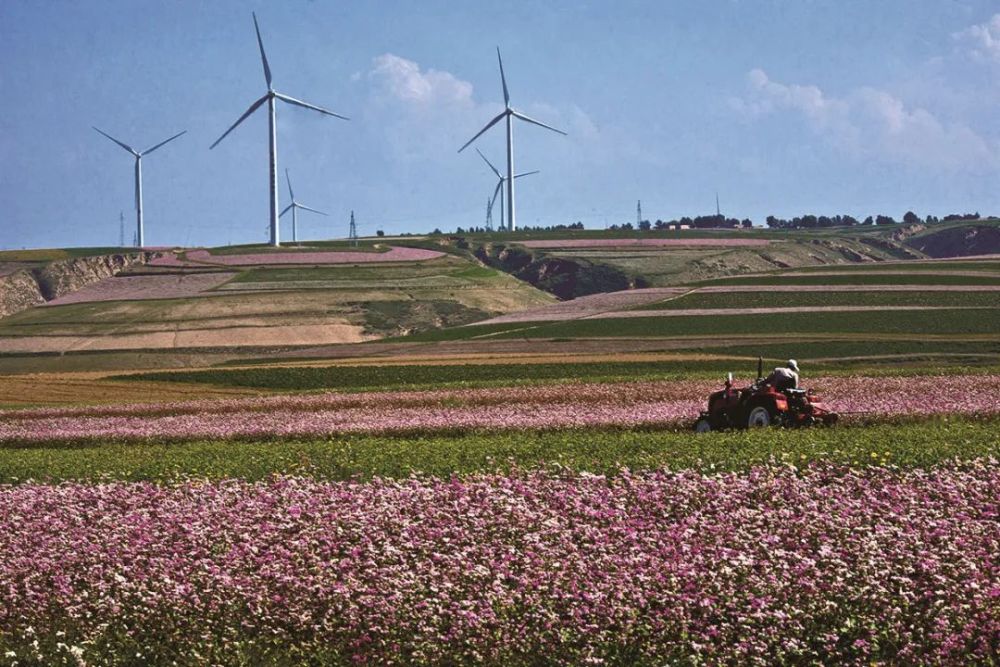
top-left (280, 169), bottom-right (327, 243)
top-left (92, 127), bottom-right (186, 247)
top-left (210, 12), bottom-right (348, 247)
top-left (459, 47), bottom-right (566, 233)
top-left (476, 148), bottom-right (538, 233)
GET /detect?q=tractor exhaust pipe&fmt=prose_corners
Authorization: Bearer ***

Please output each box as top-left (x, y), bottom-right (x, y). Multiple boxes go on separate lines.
top-left (757, 356), bottom-right (763, 381)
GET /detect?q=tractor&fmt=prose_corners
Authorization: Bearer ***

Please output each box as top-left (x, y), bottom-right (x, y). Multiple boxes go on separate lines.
top-left (693, 358), bottom-right (838, 432)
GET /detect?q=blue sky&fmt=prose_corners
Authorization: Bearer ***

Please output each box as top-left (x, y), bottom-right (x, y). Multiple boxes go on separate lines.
top-left (2, 0), bottom-right (1000, 249)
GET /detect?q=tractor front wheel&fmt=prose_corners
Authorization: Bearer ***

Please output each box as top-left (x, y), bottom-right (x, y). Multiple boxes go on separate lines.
top-left (746, 406), bottom-right (773, 428)
top-left (694, 418), bottom-right (713, 433)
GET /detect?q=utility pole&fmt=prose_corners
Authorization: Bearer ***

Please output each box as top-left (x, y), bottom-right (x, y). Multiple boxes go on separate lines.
top-left (637, 200), bottom-right (642, 227)
top-left (485, 198), bottom-right (493, 232)
top-left (119, 211), bottom-right (125, 247)
top-left (349, 210), bottom-right (358, 247)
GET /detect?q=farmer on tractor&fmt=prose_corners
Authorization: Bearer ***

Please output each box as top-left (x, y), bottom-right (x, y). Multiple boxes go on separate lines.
top-left (764, 359), bottom-right (799, 391)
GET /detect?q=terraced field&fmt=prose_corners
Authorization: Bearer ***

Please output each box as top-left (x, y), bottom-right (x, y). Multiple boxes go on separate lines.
top-left (0, 253), bottom-right (552, 356)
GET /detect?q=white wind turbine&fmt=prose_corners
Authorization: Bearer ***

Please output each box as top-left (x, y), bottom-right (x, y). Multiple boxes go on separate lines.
top-left (476, 149), bottom-right (538, 232)
top-left (93, 127), bottom-right (186, 247)
top-left (280, 169), bottom-right (327, 243)
top-left (459, 47), bottom-right (566, 233)
top-left (210, 12), bottom-right (348, 247)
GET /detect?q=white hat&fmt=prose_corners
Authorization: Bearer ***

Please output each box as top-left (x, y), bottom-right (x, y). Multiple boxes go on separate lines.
top-left (787, 359), bottom-right (799, 372)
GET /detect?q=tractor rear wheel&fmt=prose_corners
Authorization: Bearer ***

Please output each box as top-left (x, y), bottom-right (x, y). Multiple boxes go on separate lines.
top-left (746, 406), bottom-right (773, 428)
top-left (694, 418), bottom-right (713, 433)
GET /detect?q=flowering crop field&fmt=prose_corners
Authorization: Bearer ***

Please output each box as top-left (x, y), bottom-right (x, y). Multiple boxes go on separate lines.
top-left (43, 272), bottom-right (237, 305)
top-left (3, 374), bottom-right (999, 445)
top-left (1, 464), bottom-right (997, 664)
top-left (185, 246), bottom-right (443, 266)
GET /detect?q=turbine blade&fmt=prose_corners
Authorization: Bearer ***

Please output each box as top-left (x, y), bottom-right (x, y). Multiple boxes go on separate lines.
top-left (252, 12), bottom-right (272, 88)
top-left (497, 47), bottom-right (509, 106)
top-left (285, 168), bottom-right (295, 200)
top-left (511, 110), bottom-right (567, 135)
top-left (275, 92), bottom-right (349, 120)
top-left (297, 203), bottom-right (328, 216)
top-left (92, 127), bottom-right (137, 155)
top-left (209, 95), bottom-right (269, 149)
top-left (458, 110), bottom-right (508, 153)
top-left (279, 204), bottom-right (293, 217)
top-left (491, 180), bottom-right (503, 210)
top-left (142, 130), bottom-right (186, 156)
top-left (513, 170), bottom-right (540, 179)
top-left (475, 148), bottom-right (502, 178)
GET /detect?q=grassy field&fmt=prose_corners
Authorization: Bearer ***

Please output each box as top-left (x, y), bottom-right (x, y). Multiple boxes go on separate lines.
top-left (1, 416), bottom-right (995, 483)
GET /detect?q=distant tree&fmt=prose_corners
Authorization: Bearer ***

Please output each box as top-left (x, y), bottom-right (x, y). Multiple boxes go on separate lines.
top-left (842, 215), bottom-right (859, 226)
top-left (431, 228), bottom-right (443, 234)
top-left (376, 229), bottom-right (385, 237)
top-left (875, 215), bottom-right (896, 226)
top-left (741, 218), bottom-right (753, 229)
top-left (902, 211), bottom-right (920, 225)
top-left (621, 222), bottom-right (634, 230)
top-left (862, 216), bottom-right (874, 226)
top-left (638, 220), bottom-right (651, 231)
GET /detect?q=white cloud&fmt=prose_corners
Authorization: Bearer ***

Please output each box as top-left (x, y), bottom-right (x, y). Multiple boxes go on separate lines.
top-left (368, 54), bottom-right (474, 109)
top-left (953, 14), bottom-right (1000, 62)
top-left (733, 68), bottom-right (997, 170)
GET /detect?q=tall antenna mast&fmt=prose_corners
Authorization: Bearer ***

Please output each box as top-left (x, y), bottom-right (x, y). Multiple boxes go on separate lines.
top-left (119, 210), bottom-right (125, 247)
top-left (485, 198), bottom-right (494, 231)
top-left (637, 200), bottom-right (642, 227)
top-left (349, 210), bottom-right (358, 247)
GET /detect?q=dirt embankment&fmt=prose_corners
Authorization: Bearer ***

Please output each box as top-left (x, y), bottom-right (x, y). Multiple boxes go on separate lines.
top-left (0, 252), bottom-right (152, 319)
top-left (473, 243), bottom-right (644, 300)
top-left (907, 225), bottom-right (1000, 258)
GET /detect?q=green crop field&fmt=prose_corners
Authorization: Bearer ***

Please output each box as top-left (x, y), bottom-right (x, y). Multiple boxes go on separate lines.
top-left (637, 290), bottom-right (1000, 310)
top-left (411, 308), bottom-right (999, 341)
top-left (687, 273), bottom-right (1000, 287)
top-left (1, 416), bottom-right (995, 484)
top-left (774, 260), bottom-right (1000, 274)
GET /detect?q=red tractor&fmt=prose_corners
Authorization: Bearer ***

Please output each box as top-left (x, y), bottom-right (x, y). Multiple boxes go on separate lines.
top-left (693, 358), bottom-right (838, 432)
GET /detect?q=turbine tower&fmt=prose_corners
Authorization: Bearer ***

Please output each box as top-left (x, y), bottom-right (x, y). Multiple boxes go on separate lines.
top-left (476, 149), bottom-right (538, 234)
top-left (459, 48), bottom-right (566, 233)
top-left (280, 169), bottom-right (327, 243)
top-left (348, 210), bottom-right (358, 247)
top-left (210, 12), bottom-right (348, 247)
top-left (93, 127), bottom-right (186, 248)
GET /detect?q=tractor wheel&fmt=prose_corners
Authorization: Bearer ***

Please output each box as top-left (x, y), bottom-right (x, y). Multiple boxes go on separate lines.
top-left (746, 406), bottom-right (773, 428)
top-left (694, 418), bottom-right (713, 433)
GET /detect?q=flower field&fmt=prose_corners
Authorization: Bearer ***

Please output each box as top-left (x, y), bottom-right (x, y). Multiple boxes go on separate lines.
top-left (1, 464), bottom-right (997, 664)
top-left (2, 374), bottom-right (998, 444)
top-left (43, 272), bottom-right (237, 305)
top-left (185, 246), bottom-right (443, 266)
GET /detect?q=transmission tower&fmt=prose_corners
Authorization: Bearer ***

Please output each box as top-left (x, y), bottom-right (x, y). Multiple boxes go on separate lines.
top-left (485, 198), bottom-right (494, 232)
top-left (348, 210), bottom-right (358, 247)
top-left (119, 211), bottom-right (125, 247)
top-left (636, 200), bottom-right (642, 227)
